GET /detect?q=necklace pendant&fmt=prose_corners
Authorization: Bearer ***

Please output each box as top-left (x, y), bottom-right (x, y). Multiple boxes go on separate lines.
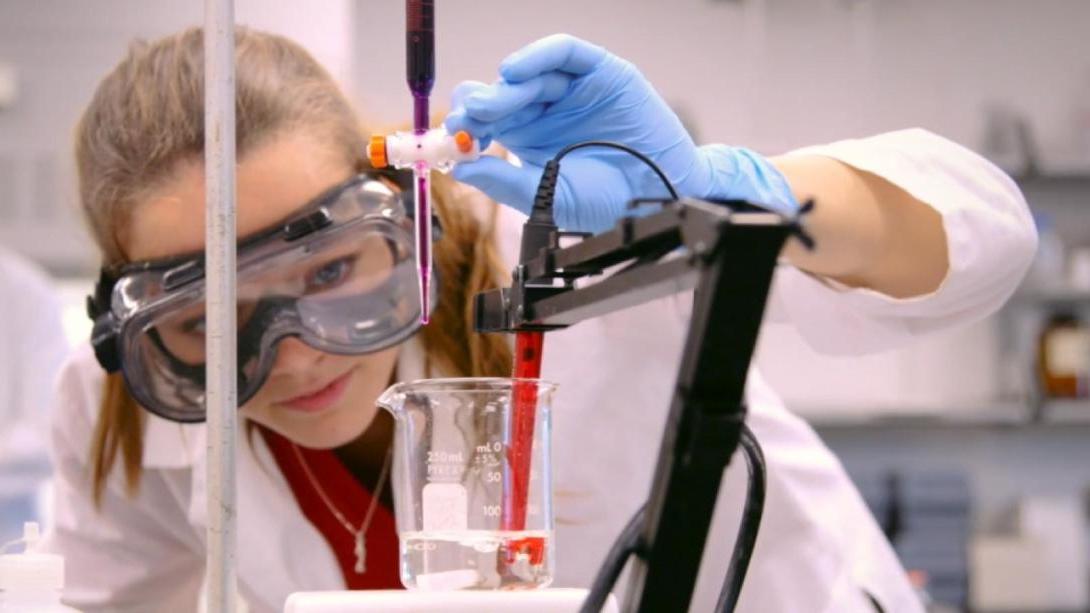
top-left (354, 531), bottom-right (366, 574)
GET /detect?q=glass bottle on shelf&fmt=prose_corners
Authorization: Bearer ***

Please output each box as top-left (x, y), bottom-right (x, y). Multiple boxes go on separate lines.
top-left (1037, 312), bottom-right (1090, 399)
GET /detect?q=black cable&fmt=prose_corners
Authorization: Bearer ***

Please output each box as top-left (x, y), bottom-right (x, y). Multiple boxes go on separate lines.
top-left (577, 426), bottom-right (766, 613)
top-left (520, 140), bottom-right (678, 265)
top-left (578, 503), bottom-right (647, 613)
top-left (715, 423), bottom-right (767, 613)
top-left (554, 140), bottom-right (679, 201)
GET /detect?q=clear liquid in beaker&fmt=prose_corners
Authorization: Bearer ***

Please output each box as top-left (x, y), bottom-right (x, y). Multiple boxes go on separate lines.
top-left (400, 530), bottom-right (552, 590)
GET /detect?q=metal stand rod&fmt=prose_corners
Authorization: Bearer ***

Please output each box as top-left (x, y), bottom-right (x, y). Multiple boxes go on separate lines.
top-left (204, 1), bottom-right (237, 611)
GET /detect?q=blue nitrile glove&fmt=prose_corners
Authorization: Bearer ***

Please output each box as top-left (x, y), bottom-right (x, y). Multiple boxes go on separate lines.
top-left (444, 34), bottom-right (798, 233)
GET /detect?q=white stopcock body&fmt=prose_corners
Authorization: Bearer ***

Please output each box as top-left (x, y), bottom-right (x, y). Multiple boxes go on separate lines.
top-left (367, 127), bottom-right (481, 325)
top-left (0, 523), bottom-right (81, 612)
top-left (383, 128), bottom-right (480, 172)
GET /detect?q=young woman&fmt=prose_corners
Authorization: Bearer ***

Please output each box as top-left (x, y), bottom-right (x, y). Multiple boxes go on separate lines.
top-left (40, 28), bottom-right (1035, 613)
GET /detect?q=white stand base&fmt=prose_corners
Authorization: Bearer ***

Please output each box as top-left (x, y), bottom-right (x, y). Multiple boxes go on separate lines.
top-left (284, 588), bottom-right (618, 612)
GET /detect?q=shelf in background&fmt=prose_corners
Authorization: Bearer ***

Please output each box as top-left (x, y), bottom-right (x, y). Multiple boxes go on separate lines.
top-left (1008, 287), bottom-right (1090, 308)
top-left (1039, 398), bottom-right (1090, 424)
top-left (1014, 172), bottom-right (1090, 192)
top-left (806, 400), bottom-right (1090, 430)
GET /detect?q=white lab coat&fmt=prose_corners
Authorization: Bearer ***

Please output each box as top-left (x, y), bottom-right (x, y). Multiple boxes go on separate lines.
top-left (39, 129), bottom-right (1036, 613)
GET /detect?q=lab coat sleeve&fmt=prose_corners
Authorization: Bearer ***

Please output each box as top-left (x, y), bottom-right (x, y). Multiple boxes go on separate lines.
top-left (766, 128), bottom-right (1037, 354)
top-left (37, 352), bottom-right (204, 613)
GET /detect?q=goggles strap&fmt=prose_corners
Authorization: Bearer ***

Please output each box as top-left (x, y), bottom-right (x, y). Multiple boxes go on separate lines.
top-left (86, 268), bottom-right (118, 319)
top-left (87, 268), bottom-right (123, 373)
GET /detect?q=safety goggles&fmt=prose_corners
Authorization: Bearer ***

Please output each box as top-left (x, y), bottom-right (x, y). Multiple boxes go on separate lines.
top-left (87, 172), bottom-right (434, 423)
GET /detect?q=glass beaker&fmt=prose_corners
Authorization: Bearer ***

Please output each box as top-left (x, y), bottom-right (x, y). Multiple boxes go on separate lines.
top-left (376, 378), bottom-right (556, 591)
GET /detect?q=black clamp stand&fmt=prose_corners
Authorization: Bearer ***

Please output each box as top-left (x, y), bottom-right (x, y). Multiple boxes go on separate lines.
top-left (475, 197), bottom-right (807, 612)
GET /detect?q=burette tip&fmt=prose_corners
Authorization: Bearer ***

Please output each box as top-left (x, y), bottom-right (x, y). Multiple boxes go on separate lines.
top-left (419, 269), bottom-right (431, 325)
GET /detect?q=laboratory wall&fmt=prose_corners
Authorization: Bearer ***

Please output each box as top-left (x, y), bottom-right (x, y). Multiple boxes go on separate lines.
top-left (4, 0), bottom-right (1088, 275)
top-left (353, 0), bottom-right (1090, 168)
top-left (0, 1), bottom-right (1086, 611)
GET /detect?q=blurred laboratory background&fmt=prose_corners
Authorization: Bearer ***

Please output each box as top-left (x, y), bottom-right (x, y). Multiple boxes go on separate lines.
top-left (1, 1), bottom-right (1088, 611)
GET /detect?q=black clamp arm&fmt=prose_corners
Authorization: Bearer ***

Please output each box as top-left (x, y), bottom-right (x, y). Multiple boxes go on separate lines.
top-left (474, 197), bottom-right (811, 612)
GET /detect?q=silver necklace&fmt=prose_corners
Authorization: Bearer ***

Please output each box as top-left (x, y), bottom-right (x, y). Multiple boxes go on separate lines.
top-left (291, 443), bottom-right (393, 574)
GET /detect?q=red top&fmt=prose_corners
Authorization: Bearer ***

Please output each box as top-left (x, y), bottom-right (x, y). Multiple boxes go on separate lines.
top-left (261, 428), bottom-right (402, 590)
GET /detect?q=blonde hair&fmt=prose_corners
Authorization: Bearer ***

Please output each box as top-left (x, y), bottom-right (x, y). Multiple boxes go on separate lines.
top-left (78, 27), bottom-right (512, 505)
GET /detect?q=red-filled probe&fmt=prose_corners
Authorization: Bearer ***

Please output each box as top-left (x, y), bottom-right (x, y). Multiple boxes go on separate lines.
top-left (504, 330), bottom-right (545, 564)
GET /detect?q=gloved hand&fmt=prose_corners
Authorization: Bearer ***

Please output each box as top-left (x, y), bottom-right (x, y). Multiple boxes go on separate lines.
top-left (444, 34), bottom-right (798, 232)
